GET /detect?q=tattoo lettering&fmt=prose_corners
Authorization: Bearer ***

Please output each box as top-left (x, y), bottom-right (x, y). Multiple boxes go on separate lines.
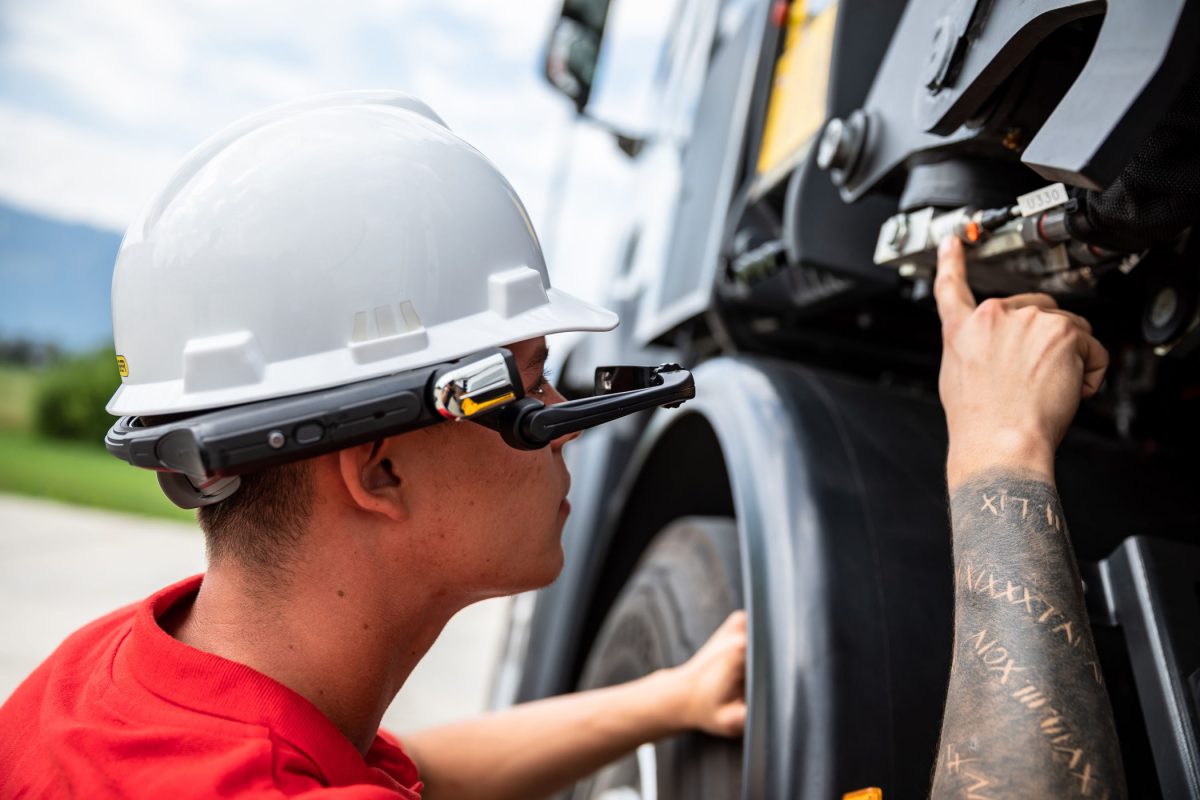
top-left (1073, 762), bottom-right (1096, 795)
top-left (944, 744), bottom-right (980, 775)
top-left (931, 471), bottom-right (1126, 799)
top-left (975, 490), bottom-right (1046, 524)
top-left (943, 744), bottom-right (995, 800)
top-left (955, 561), bottom-right (1099, 682)
top-left (965, 627), bottom-right (1104, 790)
top-left (963, 769), bottom-right (995, 800)
top-left (968, 629), bottom-right (1025, 685)
top-left (1012, 684), bottom-right (1048, 709)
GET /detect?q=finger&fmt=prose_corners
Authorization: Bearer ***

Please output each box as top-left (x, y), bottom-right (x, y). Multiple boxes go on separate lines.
top-left (1002, 295), bottom-right (1093, 334)
top-left (1044, 308), bottom-right (1093, 335)
top-left (1076, 333), bottom-right (1109, 398)
top-left (728, 637), bottom-right (747, 667)
top-left (715, 702), bottom-right (747, 736)
top-left (933, 237), bottom-right (976, 330)
top-left (1001, 293), bottom-right (1059, 311)
top-left (717, 609), bottom-right (747, 634)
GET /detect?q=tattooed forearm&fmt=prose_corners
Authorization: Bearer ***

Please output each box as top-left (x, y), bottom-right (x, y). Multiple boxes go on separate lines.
top-left (931, 470), bottom-right (1126, 800)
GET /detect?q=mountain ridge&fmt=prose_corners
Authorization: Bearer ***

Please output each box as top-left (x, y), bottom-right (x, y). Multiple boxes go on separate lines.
top-left (0, 202), bottom-right (122, 352)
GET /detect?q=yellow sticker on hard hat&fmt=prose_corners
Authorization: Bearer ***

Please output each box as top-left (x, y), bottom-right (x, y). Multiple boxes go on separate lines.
top-left (116, 355), bottom-right (129, 378)
top-left (461, 391), bottom-right (515, 417)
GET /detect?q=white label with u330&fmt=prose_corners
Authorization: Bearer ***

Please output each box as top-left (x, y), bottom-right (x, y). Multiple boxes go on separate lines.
top-left (1016, 183), bottom-right (1069, 217)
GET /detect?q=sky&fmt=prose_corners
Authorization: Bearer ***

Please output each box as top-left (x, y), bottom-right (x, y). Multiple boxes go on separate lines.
top-left (0, 0), bottom-right (573, 239)
top-left (0, 0), bottom-right (689, 350)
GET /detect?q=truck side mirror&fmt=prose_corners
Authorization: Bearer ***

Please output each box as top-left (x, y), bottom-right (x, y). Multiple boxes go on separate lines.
top-left (543, 0), bottom-right (613, 112)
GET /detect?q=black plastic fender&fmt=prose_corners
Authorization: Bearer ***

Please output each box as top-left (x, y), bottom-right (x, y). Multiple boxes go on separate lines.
top-left (677, 357), bottom-right (954, 798)
top-left (518, 355), bottom-right (957, 798)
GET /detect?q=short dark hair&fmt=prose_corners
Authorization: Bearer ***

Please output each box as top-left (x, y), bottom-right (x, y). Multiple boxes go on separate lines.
top-left (196, 460), bottom-right (314, 577)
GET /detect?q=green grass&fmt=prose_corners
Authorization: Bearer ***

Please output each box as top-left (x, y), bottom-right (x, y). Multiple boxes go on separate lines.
top-left (0, 360), bottom-right (191, 522)
top-left (0, 429), bottom-right (194, 522)
top-left (0, 364), bottom-right (37, 431)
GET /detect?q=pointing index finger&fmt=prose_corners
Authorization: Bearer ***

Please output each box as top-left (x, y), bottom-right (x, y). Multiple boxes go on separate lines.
top-left (933, 237), bottom-right (976, 330)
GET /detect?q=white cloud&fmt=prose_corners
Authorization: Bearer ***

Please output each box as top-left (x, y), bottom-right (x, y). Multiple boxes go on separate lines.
top-left (0, 0), bottom-right (647, 314)
top-left (0, 105), bottom-right (181, 231)
top-left (0, 0), bottom-right (569, 235)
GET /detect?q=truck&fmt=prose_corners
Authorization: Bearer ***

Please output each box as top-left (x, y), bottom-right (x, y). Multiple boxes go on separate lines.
top-left (491, 1), bottom-right (1200, 797)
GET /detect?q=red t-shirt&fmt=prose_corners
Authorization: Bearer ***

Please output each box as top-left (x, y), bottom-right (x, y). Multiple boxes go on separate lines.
top-left (0, 575), bottom-right (423, 798)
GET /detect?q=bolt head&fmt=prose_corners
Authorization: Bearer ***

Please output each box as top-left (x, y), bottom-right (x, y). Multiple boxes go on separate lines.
top-left (816, 118), bottom-right (846, 171)
top-left (883, 215), bottom-right (908, 249)
top-left (267, 430), bottom-right (286, 449)
top-left (924, 17), bottom-right (956, 91)
top-left (1150, 287), bottom-right (1179, 328)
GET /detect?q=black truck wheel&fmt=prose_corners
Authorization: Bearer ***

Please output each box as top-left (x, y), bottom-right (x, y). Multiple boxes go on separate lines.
top-left (570, 517), bottom-right (744, 800)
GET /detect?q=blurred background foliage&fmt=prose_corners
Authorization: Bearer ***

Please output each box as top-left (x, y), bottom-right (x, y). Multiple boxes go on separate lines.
top-left (0, 343), bottom-right (191, 521)
top-left (33, 347), bottom-right (120, 443)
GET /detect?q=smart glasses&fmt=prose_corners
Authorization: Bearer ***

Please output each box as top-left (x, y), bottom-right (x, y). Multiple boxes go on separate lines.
top-left (105, 347), bottom-right (695, 482)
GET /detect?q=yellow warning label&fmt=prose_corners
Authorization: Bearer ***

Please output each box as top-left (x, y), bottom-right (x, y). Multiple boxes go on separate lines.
top-left (461, 391), bottom-right (515, 417)
top-left (116, 355), bottom-right (129, 378)
top-left (756, 0), bottom-right (839, 185)
top-left (843, 789), bottom-right (883, 800)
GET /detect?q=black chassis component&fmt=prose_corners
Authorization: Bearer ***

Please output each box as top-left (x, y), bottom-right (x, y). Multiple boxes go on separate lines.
top-left (516, 355), bottom-right (1198, 797)
top-left (777, 0), bottom-right (905, 283)
top-left (838, 0), bottom-right (1200, 199)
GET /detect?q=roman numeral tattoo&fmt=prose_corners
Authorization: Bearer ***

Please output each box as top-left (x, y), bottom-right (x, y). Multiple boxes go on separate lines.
top-left (930, 470), bottom-right (1127, 799)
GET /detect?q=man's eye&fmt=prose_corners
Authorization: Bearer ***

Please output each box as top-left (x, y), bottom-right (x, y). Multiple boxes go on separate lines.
top-left (529, 368), bottom-right (553, 396)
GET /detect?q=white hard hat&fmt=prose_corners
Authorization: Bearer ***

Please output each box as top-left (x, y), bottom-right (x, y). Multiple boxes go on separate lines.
top-left (107, 90), bottom-right (617, 416)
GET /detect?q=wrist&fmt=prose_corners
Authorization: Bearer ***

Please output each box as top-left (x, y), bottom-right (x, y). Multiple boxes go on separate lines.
top-left (946, 427), bottom-right (1055, 491)
top-left (643, 667), bottom-right (693, 734)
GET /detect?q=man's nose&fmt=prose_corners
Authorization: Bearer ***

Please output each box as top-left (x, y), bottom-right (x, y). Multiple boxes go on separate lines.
top-left (544, 383), bottom-right (584, 449)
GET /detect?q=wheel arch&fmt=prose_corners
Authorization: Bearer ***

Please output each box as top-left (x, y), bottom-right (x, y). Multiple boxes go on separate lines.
top-left (573, 355), bottom-right (957, 799)
top-left (516, 355), bottom-right (955, 798)
top-left (573, 355), bottom-right (852, 799)
top-left (571, 411), bottom-right (736, 689)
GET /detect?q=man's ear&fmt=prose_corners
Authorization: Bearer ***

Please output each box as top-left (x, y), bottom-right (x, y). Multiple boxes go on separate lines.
top-left (337, 439), bottom-right (407, 523)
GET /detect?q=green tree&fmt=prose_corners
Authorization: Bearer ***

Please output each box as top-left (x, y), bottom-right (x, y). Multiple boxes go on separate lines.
top-left (33, 347), bottom-right (121, 446)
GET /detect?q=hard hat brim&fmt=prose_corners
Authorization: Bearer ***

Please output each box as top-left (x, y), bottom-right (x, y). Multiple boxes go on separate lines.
top-left (106, 288), bottom-right (618, 417)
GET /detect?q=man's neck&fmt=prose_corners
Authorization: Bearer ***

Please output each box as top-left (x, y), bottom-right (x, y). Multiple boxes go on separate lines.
top-left (167, 559), bottom-right (457, 754)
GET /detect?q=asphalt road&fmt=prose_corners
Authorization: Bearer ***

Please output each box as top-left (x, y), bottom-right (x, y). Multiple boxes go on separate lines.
top-left (0, 493), bottom-right (510, 734)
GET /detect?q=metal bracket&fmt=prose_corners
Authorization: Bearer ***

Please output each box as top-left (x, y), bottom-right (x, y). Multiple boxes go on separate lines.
top-left (1022, 0), bottom-right (1200, 189)
top-left (916, 0), bottom-right (1102, 136)
top-left (1087, 537), bottom-right (1200, 797)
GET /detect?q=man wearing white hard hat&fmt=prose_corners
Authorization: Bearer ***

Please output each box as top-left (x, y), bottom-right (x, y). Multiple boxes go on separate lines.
top-left (0, 92), bottom-right (744, 799)
top-left (0, 91), bottom-right (1123, 799)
